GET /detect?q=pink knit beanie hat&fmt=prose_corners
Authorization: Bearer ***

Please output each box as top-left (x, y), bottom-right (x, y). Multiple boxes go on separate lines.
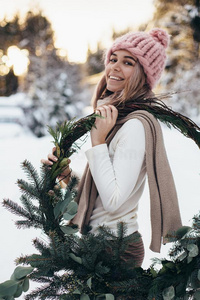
top-left (105, 28), bottom-right (170, 89)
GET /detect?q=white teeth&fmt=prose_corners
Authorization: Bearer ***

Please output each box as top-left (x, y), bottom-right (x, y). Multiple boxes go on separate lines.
top-left (109, 76), bottom-right (121, 81)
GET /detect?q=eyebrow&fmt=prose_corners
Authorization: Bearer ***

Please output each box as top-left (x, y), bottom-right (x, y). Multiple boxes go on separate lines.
top-left (111, 53), bottom-right (137, 62)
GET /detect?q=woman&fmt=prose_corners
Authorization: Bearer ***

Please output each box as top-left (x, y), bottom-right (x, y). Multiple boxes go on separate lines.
top-left (41, 28), bottom-right (182, 268)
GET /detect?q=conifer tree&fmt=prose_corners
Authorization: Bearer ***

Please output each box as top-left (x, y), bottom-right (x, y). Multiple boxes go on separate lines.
top-left (152, 0), bottom-right (200, 119)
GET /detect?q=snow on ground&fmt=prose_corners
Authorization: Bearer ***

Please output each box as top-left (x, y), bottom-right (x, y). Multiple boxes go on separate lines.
top-left (0, 120), bottom-right (200, 298)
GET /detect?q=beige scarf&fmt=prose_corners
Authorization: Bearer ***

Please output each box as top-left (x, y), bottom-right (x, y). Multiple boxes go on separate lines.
top-left (72, 110), bottom-right (182, 253)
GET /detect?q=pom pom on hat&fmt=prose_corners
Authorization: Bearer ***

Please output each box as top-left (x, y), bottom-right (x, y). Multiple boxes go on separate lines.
top-left (105, 28), bottom-right (170, 89)
top-left (149, 28), bottom-right (170, 48)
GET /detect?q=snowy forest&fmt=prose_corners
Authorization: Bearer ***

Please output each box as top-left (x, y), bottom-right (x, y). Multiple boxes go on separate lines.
top-left (0, 0), bottom-right (200, 136)
top-left (0, 0), bottom-right (200, 299)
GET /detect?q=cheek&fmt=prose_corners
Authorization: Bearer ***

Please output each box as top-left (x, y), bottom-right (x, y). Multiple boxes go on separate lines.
top-left (124, 68), bottom-right (135, 79)
top-left (105, 66), bottom-right (110, 81)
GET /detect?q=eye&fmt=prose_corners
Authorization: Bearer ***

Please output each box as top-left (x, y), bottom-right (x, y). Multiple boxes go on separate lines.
top-left (124, 60), bottom-right (133, 66)
top-left (109, 58), bottom-right (117, 63)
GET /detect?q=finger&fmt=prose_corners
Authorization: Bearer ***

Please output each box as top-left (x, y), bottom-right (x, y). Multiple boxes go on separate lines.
top-left (48, 153), bottom-right (58, 162)
top-left (95, 109), bottom-right (101, 115)
top-left (40, 158), bottom-right (53, 166)
top-left (97, 106), bottom-right (107, 118)
top-left (102, 105), bottom-right (112, 120)
top-left (52, 146), bottom-right (57, 154)
top-left (108, 105), bottom-right (118, 120)
top-left (59, 168), bottom-right (71, 178)
top-left (58, 167), bottom-right (72, 182)
top-left (60, 159), bottom-right (71, 171)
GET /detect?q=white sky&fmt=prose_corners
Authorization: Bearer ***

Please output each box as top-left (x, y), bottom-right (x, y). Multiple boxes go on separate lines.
top-left (0, 0), bottom-right (155, 62)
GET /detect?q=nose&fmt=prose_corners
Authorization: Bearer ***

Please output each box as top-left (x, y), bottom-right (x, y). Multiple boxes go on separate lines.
top-left (111, 61), bottom-right (121, 71)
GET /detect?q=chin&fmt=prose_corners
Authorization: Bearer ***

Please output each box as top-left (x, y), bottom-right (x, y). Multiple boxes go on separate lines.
top-left (107, 86), bottom-right (123, 93)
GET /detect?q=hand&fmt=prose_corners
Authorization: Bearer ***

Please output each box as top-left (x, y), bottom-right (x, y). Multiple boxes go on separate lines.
top-left (57, 160), bottom-right (71, 185)
top-left (41, 147), bottom-right (71, 185)
top-left (91, 105), bottom-right (118, 146)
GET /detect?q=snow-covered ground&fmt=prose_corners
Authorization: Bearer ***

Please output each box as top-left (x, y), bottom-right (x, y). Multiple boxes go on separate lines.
top-left (0, 109), bottom-right (200, 298)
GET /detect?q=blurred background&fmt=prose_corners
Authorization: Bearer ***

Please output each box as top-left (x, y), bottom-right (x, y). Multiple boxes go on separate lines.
top-left (0, 0), bottom-right (199, 137)
top-left (0, 0), bottom-right (200, 295)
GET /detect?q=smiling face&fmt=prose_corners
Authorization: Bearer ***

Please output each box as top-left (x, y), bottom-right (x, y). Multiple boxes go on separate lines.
top-left (105, 49), bottom-right (137, 93)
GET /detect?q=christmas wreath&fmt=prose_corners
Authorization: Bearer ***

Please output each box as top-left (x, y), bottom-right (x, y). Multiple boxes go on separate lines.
top-left (0, 98), bottom-right (200, 300)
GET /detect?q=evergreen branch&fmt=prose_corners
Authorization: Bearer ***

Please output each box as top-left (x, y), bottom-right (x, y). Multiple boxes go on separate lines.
top-left (77, 238), bottom-right (101, 272)
top-left (39, 164), bottom-right (55, 192)
top-left (17, 177), bottom-right (66, 238)
top-left (17, 253), bottom-right (55, 272)
top-left (26, 276), bottom-right (52, 284)
top-left (98, 224), bottom-right (119, 240)
top-left (148, 106), bottom-right (200, 148)
top-left (48, 231), bottom-right (60, 257)
top-left (108, 272), bottom-right (151, 298)
top-left (20, 194), bottom-right (41, 216)
top-left (2, 99), bottom-right (200, 300)
top-left (45, 114), bottom-right (99, 186)
top-left (24, 284), bottom-right (60, 300)
top-left (21, 160), bottom-right (41, 192)
top-left (193, 213), bottom-right (200, 230)
top-left (17, 179), bottom-right (41, 201)
top-left (32, 238), bottom-right (52, 256)
top-left (67, 175), bottom-right (79, 194)
top-left (117, 97), bottom-right (200, 149)
top-left (25, 272), bottom-right (81, 300)
top-left (116, 221), bottom-right (128, 239)
top-left (3, 198), bottom-right (44, 229)
top-left (65, 234), bottom-right (82, 254)
top-left (3, 198), bottom-right (32, 219)
top-left (16, 220), bottom-right (43, 229)
top-left (48, 113), bottom-right (98, 159)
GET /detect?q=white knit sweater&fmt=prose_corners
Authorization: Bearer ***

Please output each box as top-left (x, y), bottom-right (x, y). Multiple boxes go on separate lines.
top-left (85, 118), bottom-right (146, 236)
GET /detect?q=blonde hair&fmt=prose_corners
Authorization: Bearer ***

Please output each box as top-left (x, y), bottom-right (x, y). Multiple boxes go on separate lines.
top-left (92, 61), bottom-right (152, 109)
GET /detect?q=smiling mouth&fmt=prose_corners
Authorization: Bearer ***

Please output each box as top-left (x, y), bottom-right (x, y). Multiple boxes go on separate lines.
top-left (109, 75), bottom-right (123, 81)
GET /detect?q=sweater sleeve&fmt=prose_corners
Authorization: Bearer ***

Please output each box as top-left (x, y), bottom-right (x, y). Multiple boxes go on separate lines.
top-left (85, 119), bottom-right (146, 213)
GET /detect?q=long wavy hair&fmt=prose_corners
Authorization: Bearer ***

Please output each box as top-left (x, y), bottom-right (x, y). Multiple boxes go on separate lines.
top-left (89, 54), bottom-right (200, 149)
top-left (92, 61), bottom-right (153, 110)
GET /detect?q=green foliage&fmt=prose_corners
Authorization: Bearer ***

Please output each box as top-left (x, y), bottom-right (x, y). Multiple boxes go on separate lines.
top-left (47, 114), bottom-right (98, 181)
top-left (1, 111), bottom-right (200, 299)
top-left (0, 266), bottom-right (33, 299)
top-left (47, 114), bottom-right (98, 157)
top-left (148, 213), bottom-right (200, 300)
top-left (11, 266), bottom-right (34, 280)
top-left (3, 115), bottom-right (97, 237)
top-left (162, 286), bottom-right (175, 300)
top-left (0, 280), bottom-right (19, 298)
top-left (119, 97), bottom-right (200, 149)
